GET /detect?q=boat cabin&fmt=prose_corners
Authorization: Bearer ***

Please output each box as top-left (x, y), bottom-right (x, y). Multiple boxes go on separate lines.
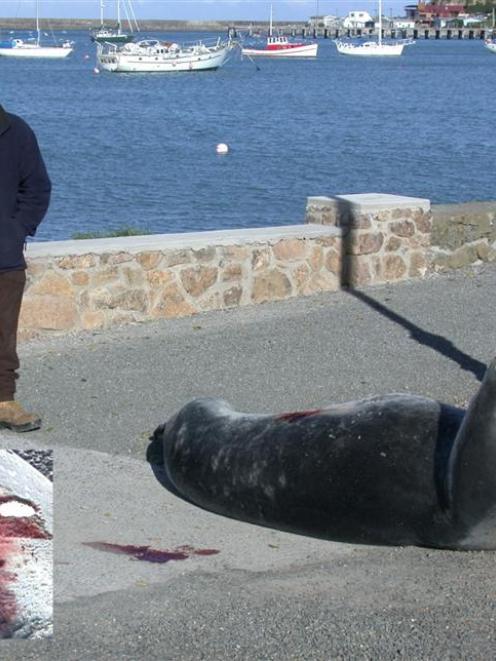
top-left (267, 35), bottom-right (293, 49)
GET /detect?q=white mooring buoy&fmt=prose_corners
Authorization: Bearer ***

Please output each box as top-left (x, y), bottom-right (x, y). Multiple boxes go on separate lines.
top-left (93, 67), bottom-right (100, 74)
top-left (216, 143), bottom-right (229, 155)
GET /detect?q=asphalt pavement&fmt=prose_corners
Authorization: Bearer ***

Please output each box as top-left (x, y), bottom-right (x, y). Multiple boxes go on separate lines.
top-left (1, 264), bottom-right (496, 659)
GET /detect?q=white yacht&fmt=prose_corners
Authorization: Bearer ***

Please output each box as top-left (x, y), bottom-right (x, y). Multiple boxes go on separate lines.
top-left (0, 0), bottom-right (73, 58)
top-left (335, 39), bottom-right (411, 56)
top-left (335, 0), bottom-right (414, 57)
top-left (97, 36), bottom-right (235, 73)
top-left (484, 39), bottom-right (496, 54)
top-left (0, 37), bottom-right (73, 58)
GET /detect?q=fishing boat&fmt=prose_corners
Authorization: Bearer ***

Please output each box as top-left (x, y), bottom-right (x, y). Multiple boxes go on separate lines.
top-left (484, 38), bottom-right (496, 54)
top-left (0, 0), bottom-right (73, 58)
top-left (97, 36), bottom-right (235, 73)
top-left (335, 0), bottom-right (414, 56)
top-left (91, 0), bottom-right (137, 44)
top-left (242, 6), bottom-right (318, 58)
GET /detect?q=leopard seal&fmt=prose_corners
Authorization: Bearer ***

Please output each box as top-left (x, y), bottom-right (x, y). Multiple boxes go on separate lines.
top-left (151, 358), bottom-right (496, 550)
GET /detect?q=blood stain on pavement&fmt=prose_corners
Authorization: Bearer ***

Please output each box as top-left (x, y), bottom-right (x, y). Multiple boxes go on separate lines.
top-left (83, 542), bottom-right (220, 564)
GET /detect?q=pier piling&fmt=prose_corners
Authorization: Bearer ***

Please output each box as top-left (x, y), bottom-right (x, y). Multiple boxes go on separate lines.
top-left (301, 23), bottom-right (494, 41)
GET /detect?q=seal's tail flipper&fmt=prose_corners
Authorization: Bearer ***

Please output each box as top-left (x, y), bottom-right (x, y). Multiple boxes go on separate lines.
top-left (448, 356), bottom-right (496, 547)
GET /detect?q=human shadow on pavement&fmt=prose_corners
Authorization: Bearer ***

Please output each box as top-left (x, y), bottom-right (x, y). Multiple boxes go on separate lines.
top-left (337, 197), bottom-right (486, 383)
top-left (346, 288), bottom-right (486, 382)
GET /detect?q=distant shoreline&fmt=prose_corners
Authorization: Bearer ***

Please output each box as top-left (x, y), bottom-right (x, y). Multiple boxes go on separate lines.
top-left (0, 18), bottom-right (304, 31)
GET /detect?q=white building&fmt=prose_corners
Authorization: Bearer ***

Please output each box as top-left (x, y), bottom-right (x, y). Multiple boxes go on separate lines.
top-left (462, 14), bottom-right (486, 26)
top-left (393, 18), bottom-right (415, 29)
top-left (308, 15), bottom-right (340, 29)
top-left (323, 14), bottom-right (340, 28)
top-left (342, 10), bottom-right (374, 30)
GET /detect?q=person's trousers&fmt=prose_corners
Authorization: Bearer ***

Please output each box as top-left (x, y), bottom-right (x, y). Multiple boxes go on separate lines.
top-left (0, 270), bottom-right (26, 401)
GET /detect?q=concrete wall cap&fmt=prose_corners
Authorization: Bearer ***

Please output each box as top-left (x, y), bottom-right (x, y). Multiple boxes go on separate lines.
top-left (333, 193), bottom-right (431, 213)
top-left (306, 196), bottom-right (335, 205)
top-left (26, 224), bottom-right (342, 259)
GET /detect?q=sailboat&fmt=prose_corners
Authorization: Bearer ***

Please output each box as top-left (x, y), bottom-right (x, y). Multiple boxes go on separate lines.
top-left (97, 35), bottom-right (235, 73)
top-left (242, 6), bottom-right (318, 58)
top-left (335, 0), bottom-right (413, 57)
top-left (0, 0), bottom-right (73, 58)
top-left (484, 38), bottom-right (496, 54)
top-left (91, 0), bottom-right (137, 44)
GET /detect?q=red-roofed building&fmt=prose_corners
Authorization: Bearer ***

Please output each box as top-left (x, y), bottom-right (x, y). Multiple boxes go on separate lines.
top-left (417, 4), bottom-right (465, 24)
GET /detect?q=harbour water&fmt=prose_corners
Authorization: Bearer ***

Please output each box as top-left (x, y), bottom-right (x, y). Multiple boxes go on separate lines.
top-left (1, 30), bottom-right (495, 241)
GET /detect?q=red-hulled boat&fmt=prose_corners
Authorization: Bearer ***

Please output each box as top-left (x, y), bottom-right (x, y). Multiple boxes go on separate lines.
top-left (242, 7), bottom-right (318, 58)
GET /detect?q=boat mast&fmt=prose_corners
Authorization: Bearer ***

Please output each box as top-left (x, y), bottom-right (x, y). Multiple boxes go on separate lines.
top-left (378, 0), bottom-right (382, 46)
top-left (99, 0), bottom-right (104, 27)
top-left (36, 0), bottom-right (40, 45)
top-left (117, 0), bottom-right (121, 32)
top-left (269, 4), bottom-right (273, 38)
top-left (125, 0), bottom-right (139, 33)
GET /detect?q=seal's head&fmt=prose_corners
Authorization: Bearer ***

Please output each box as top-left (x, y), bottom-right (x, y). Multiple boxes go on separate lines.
top-left (146, 422), bottom-right (167, 466)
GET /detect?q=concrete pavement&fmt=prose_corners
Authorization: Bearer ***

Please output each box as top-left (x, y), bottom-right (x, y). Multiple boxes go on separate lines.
top-left (1, 264), bottom-right (496, 659)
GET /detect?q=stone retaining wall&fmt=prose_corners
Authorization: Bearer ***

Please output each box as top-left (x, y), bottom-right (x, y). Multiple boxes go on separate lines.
top-left (430, 201), bottom-right (496, 271)
top-left (21, 225), bottom-right (343, 336)
top-left (304, 193), bottom-right (432, 285)
top-left (18, 192), bottom-right (462, 338)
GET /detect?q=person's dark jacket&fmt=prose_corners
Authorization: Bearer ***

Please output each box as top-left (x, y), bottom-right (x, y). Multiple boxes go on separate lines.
top-left (0, 105), bottom-right (51, 271)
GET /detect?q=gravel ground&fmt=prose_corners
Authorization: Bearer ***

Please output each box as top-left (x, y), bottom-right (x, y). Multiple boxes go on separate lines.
top-left (11, 449), bottom-right (53, 481)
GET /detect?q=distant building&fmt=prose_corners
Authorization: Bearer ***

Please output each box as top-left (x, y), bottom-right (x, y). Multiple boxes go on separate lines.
top-left (459, 13), bottom-right (488, 25)
top-left (381, 16), bottom-right (395, 29)
top-left (417, 4), bottom-right (465, 25)
top-left (323, 15), bottom-right (340, 28)
top-left (394, 18), bottom-right (416, 28)
top-left (307, 15), bottom-right (340, 29)
top-left (342, 10), bottom-right (375, 30)
top-left (404, 4), bottom-right (418, 20)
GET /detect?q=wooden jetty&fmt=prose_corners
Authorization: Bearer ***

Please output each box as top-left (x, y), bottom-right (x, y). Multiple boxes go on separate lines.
top-left (283, 26), bottom-right (496, 41)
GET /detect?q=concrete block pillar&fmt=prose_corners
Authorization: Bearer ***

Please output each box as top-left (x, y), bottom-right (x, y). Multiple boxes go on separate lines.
top-left (305, 193), bottom-right (432, 287)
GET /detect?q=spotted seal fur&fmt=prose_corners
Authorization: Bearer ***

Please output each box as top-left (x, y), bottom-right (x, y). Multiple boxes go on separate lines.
top-left (151, 359), bottom-right (496, 550)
